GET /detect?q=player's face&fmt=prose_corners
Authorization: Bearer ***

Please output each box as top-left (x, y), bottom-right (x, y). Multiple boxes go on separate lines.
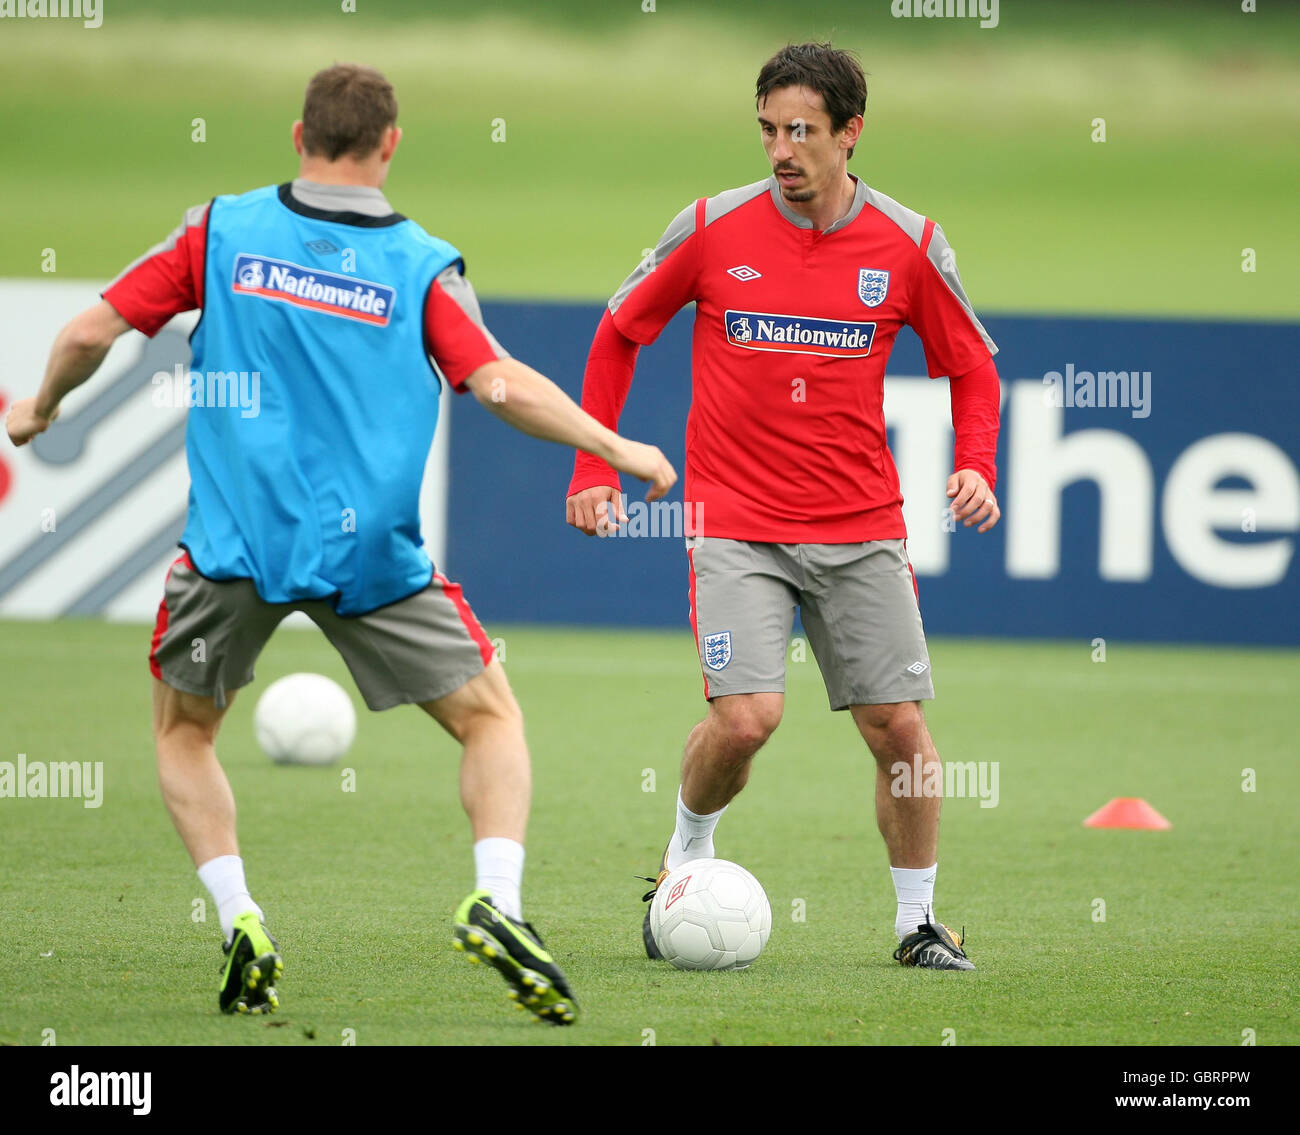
top-left (757, 86), bottom-right (848, 204)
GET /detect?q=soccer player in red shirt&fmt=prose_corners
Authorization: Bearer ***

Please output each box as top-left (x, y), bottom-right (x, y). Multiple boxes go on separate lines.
top-left (566, 43), bottom-right (1001, 969)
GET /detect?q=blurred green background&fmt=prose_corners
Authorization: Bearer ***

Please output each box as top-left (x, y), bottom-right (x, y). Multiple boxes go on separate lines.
top-left (1, 0), bottom-right (1296, 316)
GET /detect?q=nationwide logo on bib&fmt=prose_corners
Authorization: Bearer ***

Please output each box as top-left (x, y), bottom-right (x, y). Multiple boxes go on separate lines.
top-left (725, 309), bottom-right (876, 358)
top-left (232, 254), bottom-right (396, 327)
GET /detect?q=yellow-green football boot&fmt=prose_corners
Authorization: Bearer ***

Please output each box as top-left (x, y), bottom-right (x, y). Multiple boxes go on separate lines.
top-left (452, 891), bottom-right (577, 1025)
top-left (219, 911), bottom-right (283, 1014)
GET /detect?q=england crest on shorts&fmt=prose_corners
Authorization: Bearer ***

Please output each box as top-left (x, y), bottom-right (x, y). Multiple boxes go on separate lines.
top-left (857, 268), bottom-right (890, 308)
top-left (702, 630), bottom-right (732, 671)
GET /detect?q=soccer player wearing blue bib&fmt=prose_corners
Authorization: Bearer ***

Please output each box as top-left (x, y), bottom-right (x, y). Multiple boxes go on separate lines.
top-left (6, 64), bottom-right (676, 1025)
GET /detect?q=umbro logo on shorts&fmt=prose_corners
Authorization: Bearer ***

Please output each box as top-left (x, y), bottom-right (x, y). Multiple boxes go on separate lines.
top-left (906, 660), bottom-right (930, 675)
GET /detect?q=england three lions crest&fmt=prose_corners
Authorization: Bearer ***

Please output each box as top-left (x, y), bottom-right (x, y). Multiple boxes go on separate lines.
top-left (858, 268), bottom-right (890, 308)
top-left (702, 631), bottom-right (732, 671)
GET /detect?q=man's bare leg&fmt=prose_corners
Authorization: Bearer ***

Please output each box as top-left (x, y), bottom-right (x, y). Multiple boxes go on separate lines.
top-left (153, 679), bottom-right (238, 867)
top-left (154, 678), bottom-right (263, 940)
top-left (666, 691), bottom-right (783, 870)
top-left (850, 700), bottom-right (940, 871)
top-left (153, 677), bottom-right (282, 1009)
top-left (851, 700), bottom-right (972, 967)
top-left (426, 658), bottom-right (577, 1023)
top-left (421, 657), bottom-right (530, 916)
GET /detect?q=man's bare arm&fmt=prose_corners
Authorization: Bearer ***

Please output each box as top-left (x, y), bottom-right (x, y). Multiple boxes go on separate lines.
top-left (6, 300), bottom-right (132, 446)
top-left (463, 357), bottom-right (675, 501)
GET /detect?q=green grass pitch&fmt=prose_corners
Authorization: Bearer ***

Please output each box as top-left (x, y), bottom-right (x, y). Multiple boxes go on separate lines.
top-left (1, 620), bottom-right (1295, 1046)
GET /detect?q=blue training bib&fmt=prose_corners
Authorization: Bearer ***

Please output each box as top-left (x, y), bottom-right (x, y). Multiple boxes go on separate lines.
top-left (183, 183), bottom-right (461, 615)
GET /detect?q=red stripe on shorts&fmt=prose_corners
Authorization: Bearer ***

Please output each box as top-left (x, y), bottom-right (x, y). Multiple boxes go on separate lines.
top-left (434, 571), bottom-right (495, 667)
top-left (903, 540), bottom-right (920, 604)
top-left (149, 551), bottom-right (193, 679)
top-left (687, 543), bottom-right (710, 700)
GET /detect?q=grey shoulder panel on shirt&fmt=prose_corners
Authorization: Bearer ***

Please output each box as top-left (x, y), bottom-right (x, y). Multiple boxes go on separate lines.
top-left (608, 179), bottom-right (769, 315)
top-left (861, 181), bottom-right (997, 357)
top-left (923, 222), bottom-right (997, 356)
top-left (105, 201), bottom-right (209, 291)
top-left (704, 178), bottom-right (771, 226)
top-left (608, 199), bottom-right (696, 315)
top-left (858, 183), bottom-right (927, 247)
top-left (433, 264), bottom-right (509, 360)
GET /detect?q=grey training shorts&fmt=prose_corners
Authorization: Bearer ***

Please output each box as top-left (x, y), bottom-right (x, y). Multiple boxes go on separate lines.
top-left (149, 552), bottom-right (493, 710)
top-left (686, 537), bottom-right (935, 710)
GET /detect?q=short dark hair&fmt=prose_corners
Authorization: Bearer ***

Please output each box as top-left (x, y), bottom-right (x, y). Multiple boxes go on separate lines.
top-left (301, 63), bottom-right (398, 161)
top-left (755, 43), bottom-right (867, 159)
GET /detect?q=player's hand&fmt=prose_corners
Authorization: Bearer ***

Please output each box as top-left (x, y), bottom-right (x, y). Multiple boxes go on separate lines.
top-left (5, 397), bottom-right (59, 447)
top-left (947, 468), bottom-right (1000, 533)
top-left (566, 485), bottom-right (626, 536)
top-left (607, 438), bottom-right (677, 502)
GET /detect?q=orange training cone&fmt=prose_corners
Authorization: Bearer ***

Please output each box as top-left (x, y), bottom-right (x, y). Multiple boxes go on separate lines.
top-left (1083, 797), bottom-right (1172, 830)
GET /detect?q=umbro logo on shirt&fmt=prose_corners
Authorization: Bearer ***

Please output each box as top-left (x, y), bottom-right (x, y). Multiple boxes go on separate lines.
top-left (726, 265), bottom-right (762, 282)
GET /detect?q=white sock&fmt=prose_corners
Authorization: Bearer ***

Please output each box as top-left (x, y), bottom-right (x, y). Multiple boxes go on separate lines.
top-left (891, 863), bottom-right (937, 940)
top-left (474, 837), bottom-right (524, 921)
top-left (665, 788), bottom-right (726, 871)
top-left (197, 855), bottom-right (263, 943)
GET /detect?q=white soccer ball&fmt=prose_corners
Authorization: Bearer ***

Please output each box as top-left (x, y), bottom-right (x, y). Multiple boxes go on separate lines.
top-left (254, 673), bottom-right (356, 766)
top-left (650, 858), bottom-right (772, 971)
